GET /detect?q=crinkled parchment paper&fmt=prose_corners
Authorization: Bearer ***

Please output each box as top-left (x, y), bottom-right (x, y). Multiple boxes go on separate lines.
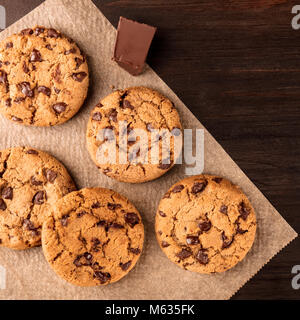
top-left (0, 0), bottom-right (297, 300)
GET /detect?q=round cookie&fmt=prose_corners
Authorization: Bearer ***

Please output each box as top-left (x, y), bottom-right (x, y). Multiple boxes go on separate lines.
top-left (0, 147), bottom-right (76, 250)
top-left (86, 86), bottom-right (182, 183)
top-left (0, 26), bottom-right (89, 126)
top-left (155, 175), bottom-right (257, 273)
top-left (42, 188), bottom-right (144, 286)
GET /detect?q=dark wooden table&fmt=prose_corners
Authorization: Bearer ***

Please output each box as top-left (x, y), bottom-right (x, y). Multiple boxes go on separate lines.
top-left (1, 0), bottom-right (300, 300)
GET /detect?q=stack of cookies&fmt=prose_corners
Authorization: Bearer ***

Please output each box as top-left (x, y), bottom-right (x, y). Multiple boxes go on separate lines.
top-left (0, 26), bottom-right (256, 287)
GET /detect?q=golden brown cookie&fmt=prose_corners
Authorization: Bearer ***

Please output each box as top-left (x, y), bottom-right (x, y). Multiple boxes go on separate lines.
top-left (42, 188), bottom-right (144, 287)
top-left (86, 86), bottom-right (182, 183)
top-left (155, 175), bottom-right (257, 273)
top-left (0, 147), bottom-right (76, 250)
top-left (0, 26), bottom-right (89, 126)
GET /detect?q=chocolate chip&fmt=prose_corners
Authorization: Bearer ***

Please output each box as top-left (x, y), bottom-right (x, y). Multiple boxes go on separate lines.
top-left (13, 97), bottom-right (25, 104)
top-left (220, 204), bottom-right (228, 214)
top-left (47, 28), bottom-right (60, 38)
top-left (92, 112), bottom-right (102, 121)
top-left (103, 168), bottom-right (111, 174)
top-left (161, 241), bottom-right (170, 248)
top-left (95, 102), bottom-right (103, 108)
top-left (93, 271), bottom-right (111, 284)
top-left (97, 220), bottom-right (106, 227)
top-left (73, 256), bottom-right (82, 267)
top-left (91, 262), bottom-right (103, 271)
top-left (212, 177), bottom-right (223, 183)
top-left (34, 27), bottom-right (44, 36)
top-left (53, 87), bottom-right (60, 94)
top-left (176, 248), bottom-right (192, 260)
top-left (191, 181), bottom-right (207, 194)
top-left (52, 102), bottom-right (67, 114)
top-left (74, 253), bottom-right (92, 267)
top-left (124, 212), bottom-right (140, 228)
top-left (84, 252), bottom-right (93, 261)
top-left (198, 221), bottom-right (211, 232)
top-left (72, 72), bottom-right (87, 82)
top-left (171, 185), bottom-right (184, 193)
top-left (109, 109), bottom-right (118, 122)
top-left (22, 62), bottom-right (30, 73)
top-left (91, 202), bottom-right (101, 209)
top-left (23, 219), bottom-right (35, 230)
top-left (75, 57), bottom-right (84, 69)
top-left (33, 191), bottom-right (45, 205)
top-left (186, 236), bottom-right (200, 245)
top-left (38, 86), bottom-right (51, 97)
top-left (0, 199), bottom-right (7, 211)
top-left (43, 168), bottom-right (57, 183)
top-left (107, 203), bottom-right (121, 211)
top-left (30, 176), bottom-right (43, 186)
top-left (53, 64), bottom-right (61, 82)
top-left (110, 223), bottom-right (124, 229)
top-left (30, 49), bottom-right (42, 62)
top-left (146, 123), bottom-right (155, 132)
top-left (91, 238), bottom-right (101, 252)
top-left (60, 214), bottom-right (69, 227)
top-left (64, 48), bottom-right (76, 55)
top-left (20, 28), bottom-right (33, 35)
top-left (158, 211), bottom-right (166, 217)
top-left (157, 161), bottom-right (172, 170)
top-left (236, 224), bottom-right (248, 234)
top-left (104, 126), bottom-right (115, 141)
top-left (0, 70), bottom-right (8, 85)
top-left (5, 98), bottom-right (11, 107)
top-left (195, 249), bottom-right (209, 265)
top-left (120, 261), bottom-right (132, 271)
top-left (127, 141), bottom-right (136, 148)
top-left (26, 149), bottom-right (38, 155)
top-left (129, 248), bottom-right (141, 255)
top-left (31, 229), bottom-right (40, 237)
top-left (17, 82), bottom-right (34, 97)
top-left (2, 187), bottom-right (13, 200)
top-left (77, 210), bottom-right (88, 218)
top-left (123, 100), bottom-right (134, 110)
top-left (6, 42), bottom-right (13, 49)
top-left (221, 232), bottom-right (233, 249)
top-left (91, 238), bottom-right (101, 246)
top-left (163, 192), bottom-right (171, 199)
top-left (11, 116), bottom-right (23, 122)
top-left (45, 44), bottom-right (53, 50)
top-left (238, 201), bottom-right (250, 221)
top-left (3, 61), bottom-right (10, 66)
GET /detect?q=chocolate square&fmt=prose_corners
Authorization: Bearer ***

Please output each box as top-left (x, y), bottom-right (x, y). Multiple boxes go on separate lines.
top-left (113, 17), bottom-right (157, 76)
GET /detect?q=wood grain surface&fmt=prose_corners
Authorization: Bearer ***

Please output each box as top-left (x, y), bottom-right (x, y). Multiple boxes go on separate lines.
top-left (1, 0), bottom-right (299, 300)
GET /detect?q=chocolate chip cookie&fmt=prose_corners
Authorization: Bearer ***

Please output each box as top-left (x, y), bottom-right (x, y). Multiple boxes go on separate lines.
top-left (0, 147), bottom-right (76, 250)
top-left (0, 26), bottom-right (89, 126)
top-left (86, 86), bottom-right (182, 183)
top-left (42, 188), bottom-right (144, 286)
top-left (155, 175), bottom-right (257, 273)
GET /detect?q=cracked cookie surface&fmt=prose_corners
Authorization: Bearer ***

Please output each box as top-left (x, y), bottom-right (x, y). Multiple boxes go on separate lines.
top-left (155, 175), bottom-right (257, 273)
top-left (0, 147), bottom-right (76, 250)
top-left (42, 188), bottom-right (144, 286)
top-left (0, 26), bottom-right (89, 126)
top-left (86, 86), bottom-right (182, 183)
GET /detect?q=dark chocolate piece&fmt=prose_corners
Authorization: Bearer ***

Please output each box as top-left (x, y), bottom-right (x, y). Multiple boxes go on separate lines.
top-left (113, 16), bottom-right (157, 76)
